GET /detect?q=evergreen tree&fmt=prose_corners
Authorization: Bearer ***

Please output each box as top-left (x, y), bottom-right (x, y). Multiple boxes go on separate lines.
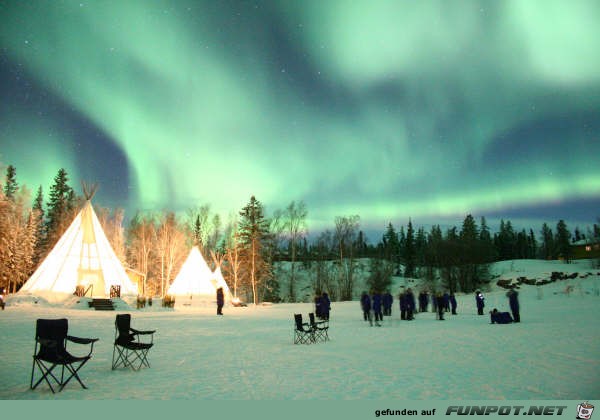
top-left (479, 216), bottom-right (495, 262)
top-left (366, 258), bottom-right (393, 293)
top-left (540, 223), bottom-right (555, 259)
top-left (238, 196), bottom-right (271, 305)
top-left (527, 229), bottom-right (538, 259)
top-left (556, 220), bottom-right (572, 263)
top-left (457, 214), bottom-right (483, 292)
top-left (32, 185), bottom-right (46, 267)
top-left (403, 219), bottom-right (416, 278)
top-left (516, 229), bottom-right (528, 259)
top-left (3, 165), bottom-right (18, 200)
top-left (382, 223), bottom-right (400, 264)
top-left (45, 168), bottom-right (75, 252)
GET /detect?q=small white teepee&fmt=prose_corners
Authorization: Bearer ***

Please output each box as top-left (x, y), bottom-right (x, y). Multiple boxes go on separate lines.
top-left (18, 193), bottom-right (138, 303)
top-left (167, 246), bottom-right (217, 304)
top-left (212, 266), bottom-right (233, 304)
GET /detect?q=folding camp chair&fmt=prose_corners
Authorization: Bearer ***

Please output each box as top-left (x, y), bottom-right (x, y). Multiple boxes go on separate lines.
top-left (112, 314), bottom-right (155, 371)
top-left (309, 312), bottom-right (329, 342)
top-left (30, 318), bottom-right (99, 393)
top-left (293, 313), bottom-right (314, 344)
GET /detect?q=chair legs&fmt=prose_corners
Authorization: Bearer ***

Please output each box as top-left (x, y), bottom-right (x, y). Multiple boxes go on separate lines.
top-left (112, 345), bottom-right (152, 371)
top-left (31, 357), bottom-right (91, 393)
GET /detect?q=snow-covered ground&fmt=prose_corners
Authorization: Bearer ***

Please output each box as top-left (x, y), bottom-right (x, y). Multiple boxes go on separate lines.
top-left (0, 259), bottom-right (599, 400)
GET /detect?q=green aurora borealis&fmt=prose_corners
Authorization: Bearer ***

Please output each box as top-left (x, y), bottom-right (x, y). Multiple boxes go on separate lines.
top-left (1, 0), bottom-right (599, 231)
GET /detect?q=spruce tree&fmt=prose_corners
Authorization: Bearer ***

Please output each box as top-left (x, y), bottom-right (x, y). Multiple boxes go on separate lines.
top-left (403, 219), bottom-right (416, 278)
top-left (382, 223), bottom-right (400, 264)
top-left (3, 165), bottom-right (18, 200)
top-left (45, 168), bottom-right (75, 252)
top-left (32, 186), bottom-right (46, 266)
top-left (238, 196), bottom-right (271, 305)
top-left (556, 220), bottom-right (572, 263)
top-left (540, 223), bottom-right (555, 259)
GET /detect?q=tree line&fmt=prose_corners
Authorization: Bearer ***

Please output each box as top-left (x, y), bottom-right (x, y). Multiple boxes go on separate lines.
top-left (1, 165), bottom-right (598, 303)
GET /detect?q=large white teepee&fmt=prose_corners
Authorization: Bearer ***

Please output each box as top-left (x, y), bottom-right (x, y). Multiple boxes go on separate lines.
top-left (167, 246), bottom-right (218, 304)
top-left (18, 200), bottom-right (138, 303)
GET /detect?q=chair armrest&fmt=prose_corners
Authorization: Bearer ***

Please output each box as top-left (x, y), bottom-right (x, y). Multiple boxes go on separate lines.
top-left (131, 328), bottom-right (156, 335)
top-left (67, 335), bottom-right (99, 345)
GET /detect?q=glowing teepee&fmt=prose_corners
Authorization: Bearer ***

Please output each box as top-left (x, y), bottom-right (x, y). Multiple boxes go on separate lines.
top-left (167, 246), bottom-right (217, 303)
top-left (18, 185), bottom-right (138, 303)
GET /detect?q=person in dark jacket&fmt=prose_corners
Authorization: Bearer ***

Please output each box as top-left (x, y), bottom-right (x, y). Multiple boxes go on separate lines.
top-left (314, 293), bottom-right (322, 318)
top-left (506, 288), bottom-right (520, 322)
top-left (320, 292), bottom-right (331, 321)
top-left (431, 289), bottom-right (437, 313)
top-left (216, 287), bottom-right (224, 315)
top-left (399, 291), bottom-right (407, 320)
top-left (442, 292), bottom-right (450, 312)
top-left (435, 292), bottom-right (445, 320)
top-left (382, 291), bottom-right (393, 316)
top-left (418, 291), bottom-right (429, 312)
top-left (360, 291), bottom-right (372, 326)
top-left (449, 292), bottom-right (457, 315)
top-left (372, 291), bottom-right (383, 326)
top-left (405, 288), bottom-right (416, 320)
top-left (475, 291), bottom-right (485, 315)
top-left (490, 308), bottom-right (513, 324)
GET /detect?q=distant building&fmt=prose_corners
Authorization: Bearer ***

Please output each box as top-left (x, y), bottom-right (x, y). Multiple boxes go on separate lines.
top-left (570, 238), bottom-right (600, 260)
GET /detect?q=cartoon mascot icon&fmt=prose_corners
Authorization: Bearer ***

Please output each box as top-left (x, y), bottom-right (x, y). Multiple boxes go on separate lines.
top-left (577, 402), bottom-right (594, 420)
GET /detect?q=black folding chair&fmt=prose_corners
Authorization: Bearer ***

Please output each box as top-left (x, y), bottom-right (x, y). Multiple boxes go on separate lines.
top-left (31, 318), bottom-right (99, 393)
top-left (112, 314), bottom-right (155, 371)
top-left (293, 313), bottom-right (314, 344)
top-left (309, 312), bottom-right (329, 342)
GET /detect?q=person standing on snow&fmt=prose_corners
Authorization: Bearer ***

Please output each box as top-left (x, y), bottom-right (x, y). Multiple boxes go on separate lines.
top-left (475, 290), bottom-right (485, 315)
top-left (382, 290), bottom-right (393, 317)
top-left (506, 288), bottom-right (520, 322)
top-left (435, 292), bottom-right (445, 320)
top-left (320, 292), bottom-right (331, 321)
top-left (360, 291), bottom-right (373, 326)
top-left (372, 291), bottom-right (383, 326)
top-left (449, 292), bottom-right (457, 315)
top-left (216, 287), bottom-right (224, 315)
top-left (405, 288), bottom-right (416, 320)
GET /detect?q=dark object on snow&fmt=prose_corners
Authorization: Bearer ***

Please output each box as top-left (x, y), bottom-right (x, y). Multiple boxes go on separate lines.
top-left (216, 287), bottom-right (224, 315)
top-left (382, 291), bottom-right (393, 316)
top-left (507, 289), bottom-right (520, 322)
top-left (360, 292), bottom-right (372, 325)
top-left (449, 292), bottom-right (457, 315)
top-left (293, 313), bottom-right (314, 344)
top-left (320, 292), bottom-right (331, 320)
top-left (112, 314), bottom-right (155, 371)
top-left (490, 309), bottom-right (513, 324)
top-left (309, 312), bottom-right (329, 342)
top-left (405, 288), bottom-right (416, 320)
top-left (31, 318), bottom-right (99, 393)
top-left (372, 292), bottom-right (383, 324)
top-left (475, 291), bottom-right (485, 315)
top-left (435, 293), bottom-right (445, 320)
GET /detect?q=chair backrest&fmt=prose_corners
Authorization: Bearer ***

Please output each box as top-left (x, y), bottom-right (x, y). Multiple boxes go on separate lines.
top-left (294, 314), bottom-right (305, 331)
top-left (308, 312), bottom-right (316, 326)
top-left (115, 314), bottom-right (133, 344)
top-left (35, 319), bottom-right (68, 356)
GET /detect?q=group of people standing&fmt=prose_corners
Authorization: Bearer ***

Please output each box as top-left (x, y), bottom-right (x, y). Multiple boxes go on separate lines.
top-left (359, 288), bottom-right (459, 325)
top-left (356, 287), bottom-right (521, 326)
top-left (360, 290), bottom-right (394, 326)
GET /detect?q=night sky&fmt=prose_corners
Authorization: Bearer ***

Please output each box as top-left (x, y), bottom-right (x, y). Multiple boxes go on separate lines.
top-left (1, 0), bottom-right (599, 234)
